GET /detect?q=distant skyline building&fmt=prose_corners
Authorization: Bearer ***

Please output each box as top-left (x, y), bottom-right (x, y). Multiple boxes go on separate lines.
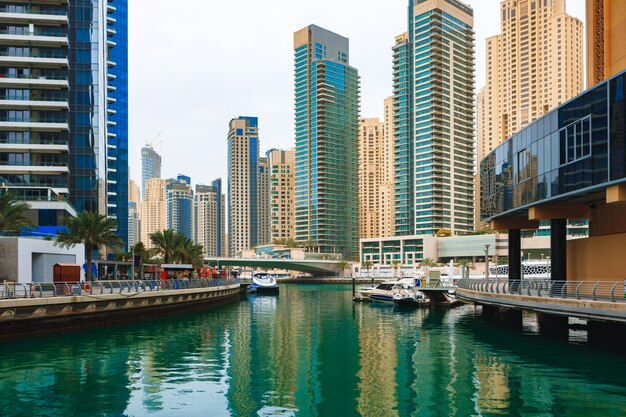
top-left (140, 178), bottom-right (167, 250)
top-left (141, 146), bottom-right (162, 199)
top-left (267, 149), bottom-right (295, 242)
top-left (128, 179), bottom-right (141, 248)
top-left (257, 156), bottom-right (270, 246)
top-left (393, 0), bottom-right (475, 236)
top-left (193, 180), bottom-right (225, 258)
top-left (167, 174), bottom-right (193, 239)
top-left (227, 116), bottom-right (260, 255)
top-left (293, 24), bottom-right (360, 258)
top-left (358, 118), bottom-right (386, 239)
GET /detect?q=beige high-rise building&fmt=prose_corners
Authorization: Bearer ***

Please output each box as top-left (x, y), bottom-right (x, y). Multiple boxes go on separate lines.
top-left (358, 117), bottom-right (395, 239)
top-left (227, 116), bottom-right (260, 255)
top-left (140, 178), bottom-right (167, 250)
top-left (268, 149), bottom-right (295, 242)
top-left (381, 97), bottom-right (395, 238)
top-left (194, 184), bottom-right (225, 257)
top-left (128, 179), bottom-right (141, 248)
top-left (476, 0), bottom-right (584, 224)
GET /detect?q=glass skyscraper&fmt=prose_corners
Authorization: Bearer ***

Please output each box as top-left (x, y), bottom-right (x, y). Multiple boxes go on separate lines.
top-left (167, 174), bottom-right (192, 240)
top-left (141, 146), bottom-right (162, 199)
top-left (293, 25), bottom-right (360, 259)
top-left (393, 0), bottom-right (475, 236)
top-left (0, 1), bottom-right (127, 244)
top-left (106, 0), bottom-right (129, 250)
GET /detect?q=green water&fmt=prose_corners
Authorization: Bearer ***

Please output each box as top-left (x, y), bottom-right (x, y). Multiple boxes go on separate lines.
top-left (1, 284), bottom-right (626, 417)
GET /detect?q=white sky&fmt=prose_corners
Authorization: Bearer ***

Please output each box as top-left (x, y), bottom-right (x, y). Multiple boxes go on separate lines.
top-left (128, 0), bottom-right (586, 186)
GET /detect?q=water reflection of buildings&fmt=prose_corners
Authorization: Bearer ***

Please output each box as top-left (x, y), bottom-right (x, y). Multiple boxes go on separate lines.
top-left (356, 306), bottom-right (399, 417)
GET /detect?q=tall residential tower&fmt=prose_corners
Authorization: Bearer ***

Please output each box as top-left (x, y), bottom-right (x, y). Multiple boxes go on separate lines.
top-left (267, 148), bottom-right (295, 242)
top-left (393, 0), bottom-right (475, 236)
top-left (193, 180), bottom-right (225, 258)
top-left (227, 116), bottom-right (260, 255)
top-left (293, 25), bottom-right (360, 258)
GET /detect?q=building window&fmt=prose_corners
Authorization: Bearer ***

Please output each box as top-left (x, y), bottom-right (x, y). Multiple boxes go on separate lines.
top-left (559, 116), bottom-right (591, 165)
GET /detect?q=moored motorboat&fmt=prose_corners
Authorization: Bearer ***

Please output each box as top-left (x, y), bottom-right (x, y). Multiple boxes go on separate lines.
top-left (250, 272), bottom-right (279, 294)
top-left (367, 278), bottom-right (422, 304)
top-left (393, 289), bottom-right (427, 308)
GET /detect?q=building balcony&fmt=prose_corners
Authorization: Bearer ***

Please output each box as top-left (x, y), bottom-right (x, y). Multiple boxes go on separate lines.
top-left (0, 118), bottom-right (69, 131)
top-left (0, 98), bottom-right (68, 110)
top-left (0, 75), bottom-right (68, 89)
top-left (0, 162), bottom-right (69, 175)
top-left (0, 10), bottom-right (68, 25)
top-left (0, 29), bottom-right (68, 46)
top-left (0, 55), bottom-right (68, 67)
top-left (0, 142), bottom-right (69, 153)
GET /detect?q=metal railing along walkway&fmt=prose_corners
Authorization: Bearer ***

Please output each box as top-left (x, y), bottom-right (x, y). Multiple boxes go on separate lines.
top-left (0, 278), bottom-right (239, 300)
top-left (458, 279), bottom-right (626, 303)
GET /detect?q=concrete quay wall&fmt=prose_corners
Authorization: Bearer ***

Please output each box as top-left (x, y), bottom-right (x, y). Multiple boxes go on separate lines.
top-left (0, 283), bottom-right (240, 339)
top-left (456, 288), bottom-right (626, 323)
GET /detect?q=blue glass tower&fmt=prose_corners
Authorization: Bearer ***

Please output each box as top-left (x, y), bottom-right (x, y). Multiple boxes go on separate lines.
top-left (167, 174), bottom-right (193, 239)
top-left (106, 0), bottom-right (129, 250)
top-left (68, 1), bottom-right (107, 214)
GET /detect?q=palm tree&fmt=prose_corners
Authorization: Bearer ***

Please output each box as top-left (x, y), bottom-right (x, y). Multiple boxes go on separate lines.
top-left (177, 236), bottom-right (204, 266)
top-left (458, 258), bottom-right (472, 278)
top-left (391, 260), bottom-right (402, 277)
top-left (335, 260), bottom-right (350, 277)
top-left (55, 211), bottom-right (124, 281)
top-left (304, 238), bottom-right (317, 252)
top-left (362, 260), bottom-right (373, 284)
top-left (420, 258), bottom-right (437, 268)
top-left (132, 241), bottom-right (153, 263)
top-left (149, 229), bottom-right (184, 264)
top-left (0, 190), bottom-right (32, 236)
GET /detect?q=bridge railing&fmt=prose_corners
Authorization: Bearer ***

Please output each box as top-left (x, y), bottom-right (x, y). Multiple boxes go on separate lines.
top-left (457, 279), bottom-right (626, 303)
top-left (0, 278), bottom-right (240, 300)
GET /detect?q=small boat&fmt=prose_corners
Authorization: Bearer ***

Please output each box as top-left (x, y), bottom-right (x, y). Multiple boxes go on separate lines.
top-left (250, 272), bottom-right (279, 294)
top-left (368, 278), bottom-right (422, 304)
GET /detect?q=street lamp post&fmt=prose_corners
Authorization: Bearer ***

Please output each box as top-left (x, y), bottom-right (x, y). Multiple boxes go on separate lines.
top-left (484, 244), bottom-right (491, 280)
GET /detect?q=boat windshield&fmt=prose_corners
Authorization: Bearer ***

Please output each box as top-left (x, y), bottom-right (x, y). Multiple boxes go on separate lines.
top-left (375, 284), bottom-right (395, 291)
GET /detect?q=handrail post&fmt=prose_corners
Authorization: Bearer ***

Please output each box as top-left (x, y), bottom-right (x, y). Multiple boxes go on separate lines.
top-left (592, 282), bottom-right (600, 301)
top-left (610, 282), bottom-right (618, 302)
top-left (575, 282), bottom-right (582, 299)
top-left (561, 281), bottom-right (566, 298)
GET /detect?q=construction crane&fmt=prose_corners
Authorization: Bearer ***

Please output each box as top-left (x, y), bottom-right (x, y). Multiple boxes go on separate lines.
top-left (145, 132), bottom-right (162, 149)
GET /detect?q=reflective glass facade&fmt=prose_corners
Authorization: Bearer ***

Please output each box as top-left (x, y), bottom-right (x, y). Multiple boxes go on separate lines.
top-left (68, 0), bottom-right (106, 213)
top-left (167, 175), bottom-right (192, 239)
top-left (480, 70), bottom-right (626, 221)
top-left (107, 0), bottom-right (129, 249)
top-left (294, 25), bottom-right (360, 259)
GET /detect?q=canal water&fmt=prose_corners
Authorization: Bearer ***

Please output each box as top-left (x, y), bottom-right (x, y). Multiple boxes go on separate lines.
top-left (1, 284), bottom-right (626, 417)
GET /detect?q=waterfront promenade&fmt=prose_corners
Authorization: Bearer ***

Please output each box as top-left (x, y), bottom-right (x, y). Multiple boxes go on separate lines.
top-left (0, 278), bottom-right (240, 339)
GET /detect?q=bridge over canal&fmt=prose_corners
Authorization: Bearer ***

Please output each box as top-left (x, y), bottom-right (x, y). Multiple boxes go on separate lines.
top-left (204, 258), bottom-right (343, 276)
